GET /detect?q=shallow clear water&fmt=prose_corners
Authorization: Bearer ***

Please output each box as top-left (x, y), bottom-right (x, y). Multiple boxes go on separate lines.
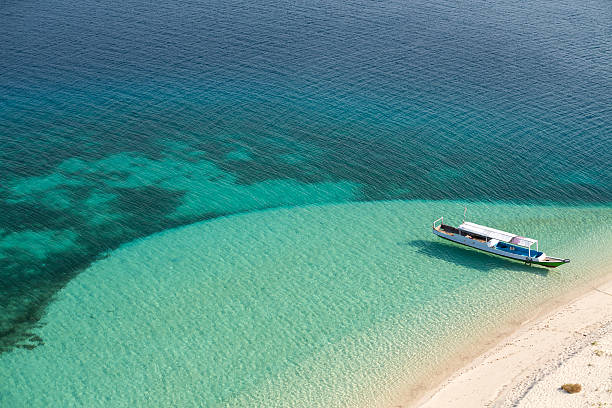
top-left (1, 201), bottom-right (611, 407)
top-left (1, 0), bottom-right (611, 405)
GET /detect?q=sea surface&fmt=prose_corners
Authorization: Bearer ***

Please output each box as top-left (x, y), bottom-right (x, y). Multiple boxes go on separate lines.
top-left (1, 0), bottom-right (611, 406)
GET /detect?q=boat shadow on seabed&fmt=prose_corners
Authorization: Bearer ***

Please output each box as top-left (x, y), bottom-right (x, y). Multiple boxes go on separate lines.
top-left (403, 240), bottom-right (550, 277)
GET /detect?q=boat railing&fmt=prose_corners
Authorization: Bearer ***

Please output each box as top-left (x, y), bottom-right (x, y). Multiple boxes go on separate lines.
top-left (433, 217), bottom-right (443, 229)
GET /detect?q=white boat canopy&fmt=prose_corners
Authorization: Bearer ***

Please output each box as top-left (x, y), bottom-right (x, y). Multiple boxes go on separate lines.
top-left (458, 222), bottom-right (537, 247)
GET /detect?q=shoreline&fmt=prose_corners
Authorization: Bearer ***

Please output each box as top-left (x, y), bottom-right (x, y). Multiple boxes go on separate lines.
top-left (409, 266), bottom-right (612, 407)
top-left (2, 201), bottom-right (610, 407)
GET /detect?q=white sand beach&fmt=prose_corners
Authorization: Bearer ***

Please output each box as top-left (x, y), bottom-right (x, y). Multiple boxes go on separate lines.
top-left (415, 272), bottom-right (612, 408)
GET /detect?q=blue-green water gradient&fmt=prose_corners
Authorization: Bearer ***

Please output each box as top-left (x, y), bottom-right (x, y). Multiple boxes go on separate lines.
top-left (0, 0), bottom-right (611, 404)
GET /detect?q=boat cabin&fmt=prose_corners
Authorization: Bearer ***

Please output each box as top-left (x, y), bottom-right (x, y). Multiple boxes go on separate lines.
top-left (438, 221), bottom-right (541, 258)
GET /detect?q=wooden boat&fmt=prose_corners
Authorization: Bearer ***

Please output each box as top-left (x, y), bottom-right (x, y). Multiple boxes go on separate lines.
top-left (432, 212), bottom-right (570, 268)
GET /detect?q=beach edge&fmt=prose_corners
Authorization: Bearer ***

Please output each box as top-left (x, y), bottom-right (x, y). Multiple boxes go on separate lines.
top-left (406, 265), bottom-right (612, 408)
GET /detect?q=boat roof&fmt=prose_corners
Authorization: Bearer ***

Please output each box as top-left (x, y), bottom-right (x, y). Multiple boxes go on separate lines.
top-left (458, 222), bottom-right (537, 246)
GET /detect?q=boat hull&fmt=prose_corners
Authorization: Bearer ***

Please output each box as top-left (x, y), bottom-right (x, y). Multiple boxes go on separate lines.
top-left (432, 228), bottom-right (569, 268)
top-left (527, 259), bottom-right (568, 268)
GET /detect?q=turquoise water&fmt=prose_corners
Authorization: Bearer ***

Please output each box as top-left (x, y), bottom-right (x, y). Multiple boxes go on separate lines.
top-left (1, 0), bottom-right (611, 405)
top-left (1, 201), bottom-right (611, 407)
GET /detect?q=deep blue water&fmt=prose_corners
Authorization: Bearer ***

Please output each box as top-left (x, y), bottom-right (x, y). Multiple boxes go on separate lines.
top-left (1, 0), bottom-right (610, 350)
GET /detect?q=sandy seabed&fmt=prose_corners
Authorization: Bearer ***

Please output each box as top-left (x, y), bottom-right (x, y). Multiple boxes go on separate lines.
top-left (2, 201), bottom-right (610, 407)
top-left (416, 272), bottom-right (612, 408)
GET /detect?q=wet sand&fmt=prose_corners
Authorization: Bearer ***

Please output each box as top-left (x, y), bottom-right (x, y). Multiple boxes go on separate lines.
top-left (415, 272), bottom-right (612, 407)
